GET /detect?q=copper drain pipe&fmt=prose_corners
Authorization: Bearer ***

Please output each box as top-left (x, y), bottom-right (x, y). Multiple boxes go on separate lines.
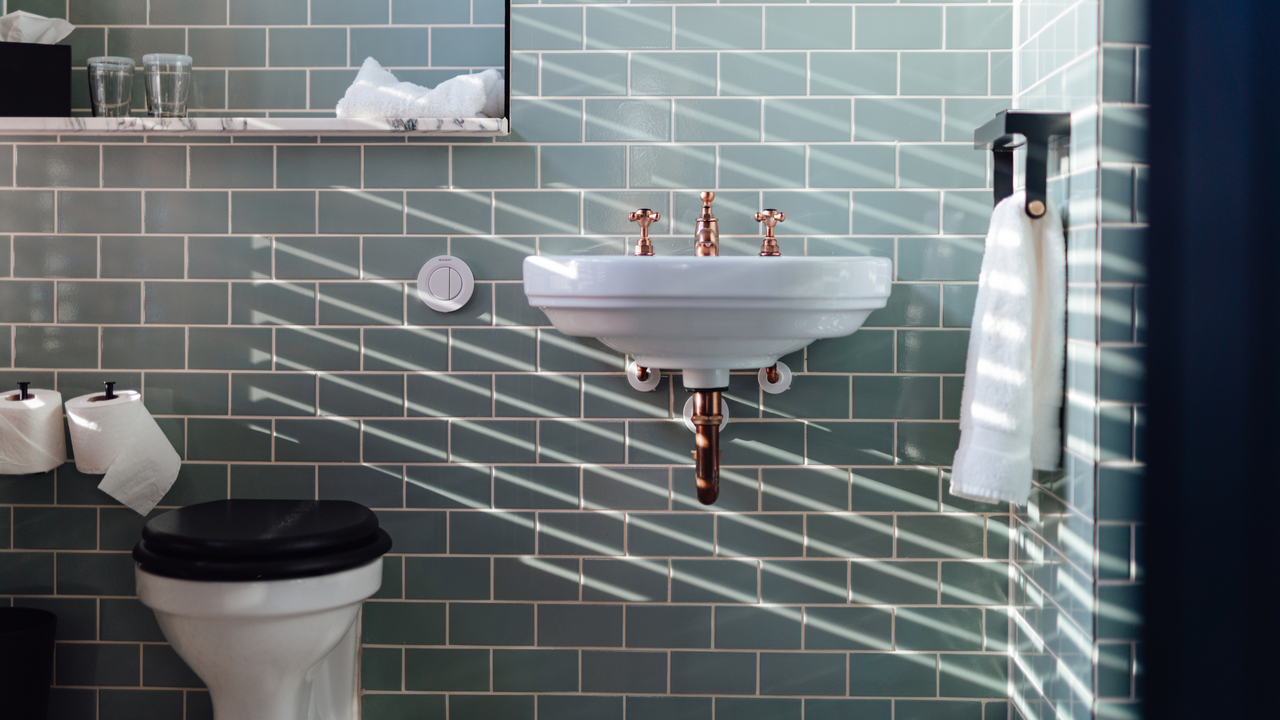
top-left (690, 390), bottom-right (723, 504)
top-left (764, 364), bottom-right (780, 384)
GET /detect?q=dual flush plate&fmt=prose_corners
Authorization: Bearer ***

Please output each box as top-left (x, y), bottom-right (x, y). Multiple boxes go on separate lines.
top-left (416, 256), bottom-right (474, 313)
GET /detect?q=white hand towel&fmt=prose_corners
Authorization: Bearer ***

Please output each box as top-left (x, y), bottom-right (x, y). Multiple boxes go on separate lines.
top-left (335, 57), bottom-right (504, 119)
top-left (949, 191), bottom-right (1065, 506)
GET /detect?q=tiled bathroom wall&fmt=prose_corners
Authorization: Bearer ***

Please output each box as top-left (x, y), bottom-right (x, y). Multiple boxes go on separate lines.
top-left (0, 2), bottom-right (1027, 719)
top-left (1010, 1), bottom-right (1145, 719)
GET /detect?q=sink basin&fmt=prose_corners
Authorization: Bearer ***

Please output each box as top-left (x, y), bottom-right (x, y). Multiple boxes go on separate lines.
top-left (523, 255), bottom-right (893, 388)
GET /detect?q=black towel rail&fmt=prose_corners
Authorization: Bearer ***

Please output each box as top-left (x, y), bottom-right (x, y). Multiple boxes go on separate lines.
top-left (974, 110), bottom-right (1071, 218)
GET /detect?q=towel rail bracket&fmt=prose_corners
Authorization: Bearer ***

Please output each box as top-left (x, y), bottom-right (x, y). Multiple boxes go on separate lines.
top-left (974, 110), bottom-right (1071, 218)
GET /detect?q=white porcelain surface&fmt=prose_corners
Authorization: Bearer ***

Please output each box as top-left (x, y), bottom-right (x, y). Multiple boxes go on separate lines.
top-left (136, 559), bottom-right (383, 720)
top-left (0, 116), bottom-right (508, 136)
top-left (523, 255), bottom-right (893, 388)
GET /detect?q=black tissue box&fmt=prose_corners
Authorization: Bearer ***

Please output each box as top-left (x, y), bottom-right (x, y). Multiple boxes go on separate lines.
top-left (0, 41), bottom-right (71, 117)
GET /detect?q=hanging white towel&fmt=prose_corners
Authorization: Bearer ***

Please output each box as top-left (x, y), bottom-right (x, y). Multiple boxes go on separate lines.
top-left (949, 191), bottom-right (1065, 506)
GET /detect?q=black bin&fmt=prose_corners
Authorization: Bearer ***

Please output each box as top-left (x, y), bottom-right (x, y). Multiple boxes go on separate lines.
top-left (0, 608), bottom-right (57, 720)
top-left (0, 42), bottom-right (71, 117)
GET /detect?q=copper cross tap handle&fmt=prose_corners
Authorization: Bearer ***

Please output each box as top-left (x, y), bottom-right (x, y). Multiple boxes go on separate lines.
top-left (755, 209), bottom-right (785, 256)
top-left (629, 208), bottom-right (660, 256)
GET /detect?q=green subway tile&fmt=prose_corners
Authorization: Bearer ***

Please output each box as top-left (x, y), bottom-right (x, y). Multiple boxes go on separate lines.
top-left (14, 507), bottom-right (95, 550)
top-left (494, 466), bottom-right (578, 510)
top-left (808, 700), bottom-right (891, 720)
top-left (0, 191), bottom-right (55, 232)
top-left (362, 694), bottom-right (446, 720)
top-left (900, 145), bottom-right (986, 189)
top-left (189, 28), bottom-right (265, 68)
top-left (851, 376), bottom-right (939, 420)
top-left (494, 374), bottom-right (577, 418)
top-left (584, 191), bottom-right (670, 235)
top-left (581, 650), bottom-right (665, 693)
top-left (756, 191), bottom-right (847, 235)
top-left (56, 642), bottom-right (139, 687)
top-left (451, 419), bottom-right (537, 463)
top-left (762, 467), bottom-right (848, 512)
top-left (277, 146), bottom-right (360, 189)
top-left (947, 6), bottom-right (1013, 50)
top-left (14, 326), bottom-right (97, 368)
top-left (349, 27), bottom-right (431, 68)
top-left (453, 328), bottom-right (537, 372)
top-left (805, 606), bottom-right (892, 651)
top-left (542, 145), bottom-right (627, 189)
top-left (494, 649), bottom-right (579, 693)
top-left (362, 601), bottom-right (445, 645)
top-left (502, 99), bottom-right (583, 144)
top-left (0, 329), bottom-right (8, 368)
top-left (496, 192), bottom-right (581, 235)
top-left (897, 701), bottom-right (982, 720)
top-left (766, 7), bottom-right (850, 50)
top-left (897, 422), bottom-right (961, 465)
top-left (0, 552), bottom-right (55, 594)
top-left (581, 556), bottom-right (665, 599)
top-left (1100, 346), bottom-right (1144, 403)
top-left (1096, 643), bottom-right (1132, 698)
top-left (100, 598), bottom-right (164, 642)
top-left (543, 53), bottom-right (628, 96)
top-left (275, 418), bottom-right (360, 462)
top-left (188, 328), bottom-right (271, 370)
top-left (945, 98), bottom-right (1012, 142)
top-left (848, 653), bottom-right (936, 697)
top-left (14, 235), bottom-right (96, 278)
top-left (807, 513), bottom-right (893, 559)
top-left (537, 417), bottom-right (622, 461)
top-left (376, 509), bottom-right (448, 553)
top-left (670, 651), bottom-right (756, 695)
top-left (360, 647), bottom-right (400, 692)
top-left (230, 464), bottom-right (314, 500)
top-left (849, 560), bottom-right (937, 605)
top-left (674, 99), bottom-right (761, 142)
top-left (541, 512), bottom-right (624, 555)
top-left (943, 376), bottom-right (964, 420)
top-left (451, 695), bottom-right (535, 720)
top-left (451, 509), bottom-right (536, 554)
top-left (363, 237), bottom-right (449, 282)
top-left (144, 372), bottom-right (228, 415)
top-left (1101, 106), bottom-right (1148, 164)
top-left (150, 0), bottom-right (226, 24)
top-left (670, 558), bottom-right (756, 603)
top-left (0, 281), bottom-right (55, 322)
top-left (809, 145), bottom-right (894, 188)
top-left (405, 648), bottom-right (489, 692)
top-left (898, 237), bottom-right (985, 281)
top-left (99, 689), bottom-right (184, 720)
top-left (857, 6), bottom-right (942, 49)
top-left (583, 375), bottom-right (669, 420)
top-left (405, 191), bottom-right (492, 235)
top-left (674, 6), bottom-right (761, 50)
top-left (622, 420), bottom-right (688, 466)
top-left (626, 605), bottom-right (710, 648)
top-left (939, 654), bottom-right (1006, 698)
top-left (319, 191), bottom-right (403, 235)
top-left (897, 607), bottom-right (984, 651)
top-left (495, 556), bottom-right (579, 600)
top-left (1103, 0), bottom-right (1149, 43)
top-left (269, 27), bottom-right (346, 68)
top-left (583, 467), bottom-right (668, 511)
top-left (811, 52), bottom-right (897, 96)
top-left (1101, 227), bottom-right (1146, 283)
top-left (145, 191), bottom-right (228, 234)
top-left (69, 0), bottom-right (144, 23)
top-left (13, 597), bottom-right (94, 641)
top-left (434, 26), bottom-right (505, 66)
top-left (57, 552), bottom-right (136, 596)
top-left (897, 330), bottom-right (969, 374)
top-left (58, 191), bottom-right (141, 233)
top-left (901, 52), bottom-right (988, 96)
top-left (760, 559), bottom-right (846, 603)
top-left (318, 282), bottom-right (403, 326)
top-left (362, 419), bottom-right (448, 463)
top-left (586, 6), bottom-right (671, 50)
top-left (407, 373), bottom-right (490, 418)
top-left (100, 236), bottom-right (183, 279)
top-left (721, 422), bottom-right (804, 466)
top-left (230, 192), bottom-right (315, 234)
top-left (674, 466), bottom-right (759, 512)
top-left (1103, 47), bottom-right (1138, 104)
top-left (630, 53), bottom-right (716, 96)
top-left (405, 556), bottom-right (490, 599)
top-left (57, 281), bottom-right (140, 324)
top-left (719, 514), bottom-right (803, 558)
top-left (762, 375), bottom-right (849, 421)
top-left (495, 283), bottom-right (548, 327)
top-left (721, 52), bottom-right (806, 96)
top-left (853, 191), bottom-right (940, 235)
top-left (319, 464), bottom-right (403, 508)
top-left (806, 421), bottom-right (894, 466)
top-left (319, 373), bottom-right (403, 417)
top-left (227, 70), bottom-right (307, 110)
top-left (512, 6), bottom-right (582, 50)
top-left (856, 98), bottom-right (942, 142)
top-left (231, 282), bottom-right (315, 325)
top-left (16, 145), bottom-right (98, 188)
top-left (103, 146), bottom-right (185, 188)
top-left (540, 604), bottom-right (623, 647)
top-left (760, 653), bottom-right (846, 696)
top-left (142, 644), bottom-right (203, 688)
top-left (720, 145), bottom-right (804, 189)
top-left (276, 237), bottom-right (361, 280)
top-left (943, 286), bottom-right (977, 329)
top-left (363, 146), bottom-right (448, 189)
top-left (627, 697), bottom-right (711, 720)
top-left (628, 513), bottom-right (712, 556)
top-left (808, 330), bottom-right (893, 373)
top-left (394, 0), bottom-right (468, 23)
top-left (450, 602), bottom-right (535, 640)
top-left (451, 236), bottom-right (535, 282)
top-left (716, 606), bottom-right (800, 650)
top-left (1096, 583), bottom-right (1142, 640)
top-left (190, 146), bottom-right (271, 188)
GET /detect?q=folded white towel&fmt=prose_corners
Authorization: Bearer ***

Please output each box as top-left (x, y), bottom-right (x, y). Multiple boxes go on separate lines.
top-left (335, 57), bottom-right (504, 119)
top-left (949, 191), bottom-right (1065, 506)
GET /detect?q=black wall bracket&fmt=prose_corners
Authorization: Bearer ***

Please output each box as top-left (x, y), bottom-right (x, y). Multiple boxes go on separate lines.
top-left (974, 110), bottom-right (1072, 218)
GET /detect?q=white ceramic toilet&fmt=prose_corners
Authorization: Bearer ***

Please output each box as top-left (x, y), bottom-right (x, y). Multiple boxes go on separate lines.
top-left (133, 499), bottom-right (393, 720)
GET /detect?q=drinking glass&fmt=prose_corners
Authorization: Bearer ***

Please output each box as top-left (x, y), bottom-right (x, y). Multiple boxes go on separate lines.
top-left (142, 53), bottom-right (192, 118)
top-left (86, 56), bottom-right (134, 118)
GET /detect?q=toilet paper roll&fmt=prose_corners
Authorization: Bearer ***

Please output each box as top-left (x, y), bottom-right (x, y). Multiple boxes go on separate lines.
top-left (0, 388), bottom-right (67, 475)
top-left (66, 390), bottom-right (181, 516)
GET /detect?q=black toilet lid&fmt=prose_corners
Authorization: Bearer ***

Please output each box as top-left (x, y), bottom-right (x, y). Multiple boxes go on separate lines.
top-left (133, 499), bottom-right (393, 581)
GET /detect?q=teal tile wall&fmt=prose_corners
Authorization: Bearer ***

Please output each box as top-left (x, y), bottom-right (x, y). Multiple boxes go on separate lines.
top-left (1012, 2), bottom-right (1145, 720)
top-left (0, 1), bottom-right (1027, 719)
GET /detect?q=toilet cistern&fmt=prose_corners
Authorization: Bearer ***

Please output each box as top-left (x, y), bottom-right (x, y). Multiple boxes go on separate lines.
top-left (522, 190), bottom-right (893, 504)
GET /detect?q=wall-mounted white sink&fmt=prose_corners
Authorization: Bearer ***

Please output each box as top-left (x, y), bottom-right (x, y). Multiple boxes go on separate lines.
top-left (523, 255), bottom-right (893, 389)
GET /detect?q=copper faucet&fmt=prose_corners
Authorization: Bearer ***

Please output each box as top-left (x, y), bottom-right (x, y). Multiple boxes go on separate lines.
top-left (694, 191), bottom-right (719, 257)
top-left (629, 208), bottom-right (659, 256)
top-left (690, 389), bottom-right (722, 504)
top-left (755, 209), bottom-right (784, 256)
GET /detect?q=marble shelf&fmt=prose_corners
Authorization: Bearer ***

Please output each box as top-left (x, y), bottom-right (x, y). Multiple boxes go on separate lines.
top-left (0, 116), bottom-right (509, 136)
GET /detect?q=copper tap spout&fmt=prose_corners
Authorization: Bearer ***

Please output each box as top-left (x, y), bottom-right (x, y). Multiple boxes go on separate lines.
top-left (755, 209), bottom-right (785, 256)
top-left (691, 390), bottom-right (722, 504)
top-left (629, 208), bottom-right (659, 256)
top-left (694, 191), bottom-right (719, 257)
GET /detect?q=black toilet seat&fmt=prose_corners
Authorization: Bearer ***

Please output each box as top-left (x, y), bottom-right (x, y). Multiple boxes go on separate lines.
top-left (133, 499), bottom-right (393, 582)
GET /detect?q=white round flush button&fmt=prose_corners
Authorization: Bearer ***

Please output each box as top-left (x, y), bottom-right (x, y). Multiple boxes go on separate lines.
top-left (417, 256), bottom-right (474, 313)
